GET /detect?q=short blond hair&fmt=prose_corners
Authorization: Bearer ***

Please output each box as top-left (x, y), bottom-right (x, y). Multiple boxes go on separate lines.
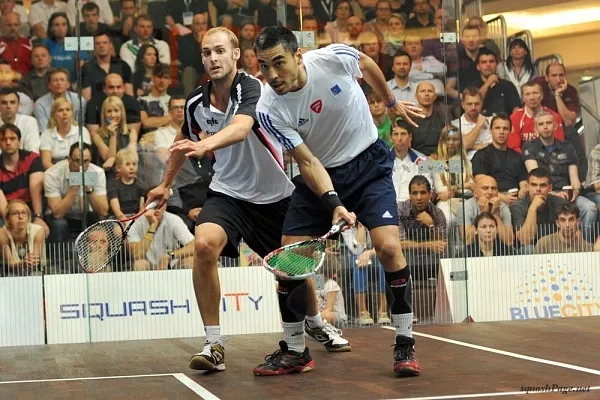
top-left (203, 27), bottom-right (239, 49)
top-left (48, 97), bottom-right (76, 129)
top-left (115, 148), bottom-right (138, 166)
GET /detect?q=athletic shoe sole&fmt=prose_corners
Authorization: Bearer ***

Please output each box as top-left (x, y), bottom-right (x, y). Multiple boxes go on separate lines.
top-left (189, 355), bottom-right (226, 372)
top-left (393, 364), bottom-right (421, 376)
top-left (253, 360), bottom-right (316, 376)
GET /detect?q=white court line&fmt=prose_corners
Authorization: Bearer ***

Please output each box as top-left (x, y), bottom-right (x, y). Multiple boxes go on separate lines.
top-left (386, 386), bottom-right (600, 400)
top-left (0, 373), bottom-right (175, 385)
top-left (382, 326), bottom-right (600, 376)
top-left (172, 373), bottom-right (221, 400)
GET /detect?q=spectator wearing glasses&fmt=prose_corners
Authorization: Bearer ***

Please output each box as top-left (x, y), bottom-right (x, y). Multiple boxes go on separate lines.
top-left (364, 0), bottom-right (391, 43)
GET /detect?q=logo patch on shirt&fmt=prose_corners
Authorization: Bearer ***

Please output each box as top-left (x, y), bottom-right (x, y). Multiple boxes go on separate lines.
top-left (206, 117), bottom-right (218, 126)
top-left (298, 118), bottom-right (309, 127)
top-left (557, 153), bottom-right (567, 160)
top-left (310, 99), bottom-right (323, 113)
top-left (330, 84), bottom-right (342, 96)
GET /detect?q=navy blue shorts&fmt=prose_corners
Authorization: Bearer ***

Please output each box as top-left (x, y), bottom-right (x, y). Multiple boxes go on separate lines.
top-left (282, 139), bottom-right (398, 237)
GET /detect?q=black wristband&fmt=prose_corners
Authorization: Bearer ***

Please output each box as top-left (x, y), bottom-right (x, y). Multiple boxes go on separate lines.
top-left (320, 190), bottom-right (343, 214)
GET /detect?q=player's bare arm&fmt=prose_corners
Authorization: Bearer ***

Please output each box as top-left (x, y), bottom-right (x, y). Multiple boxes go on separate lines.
top-left (288, 142), bottom-right (356, 227)
top-left (358, 52), bottom-right (424, 128)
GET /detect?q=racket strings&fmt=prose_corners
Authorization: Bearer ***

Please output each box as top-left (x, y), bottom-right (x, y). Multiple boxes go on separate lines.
top-left (266, 241), bottom-right (326, 276)
top-left (75, 221), bottom-right (124, 273)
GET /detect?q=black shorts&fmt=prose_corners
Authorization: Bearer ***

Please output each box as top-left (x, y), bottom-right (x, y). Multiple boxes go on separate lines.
top-left (196, 190), bottom-right (290, 258)
top-left (283, 139), bottom-right (398, 236)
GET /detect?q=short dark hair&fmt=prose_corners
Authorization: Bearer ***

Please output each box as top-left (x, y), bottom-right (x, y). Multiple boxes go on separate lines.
top-left (476, 46), bottom-right (497, 64)
top-left (521, 81), bottom-right (541, 92)
top-left (490, 113), bottom-right (511, 130)
top-left (528, 167), bottom-right (552, 184)
top-left (394, 119), bottom-right (414, 135)
top-left (409, 175), bottom-right (431, 193)
top-left (30, 43), bottom-right (50, 59)
top-left (93, 30), bottom-right (112, 41)
top-left (0, 86), bottom-right (20, 101)
top-left (254, 26), bottom-right (299, 56)
top-left (82, 2), bottom-right (99, 13)
top-left (473, 211), bottom-right (497, 228)
top-left (0, 123), bottom-right (21, 140)
top-left (69, 142), bottom-right (92, 158)
top-left (168, 95), bottom-right (186, 109)
top-left (557, 202), bottom-right (580, 220)
top-left (392, 50), bottom-right (412, 67)
top-left (153, 63), bottom-right (170, 77)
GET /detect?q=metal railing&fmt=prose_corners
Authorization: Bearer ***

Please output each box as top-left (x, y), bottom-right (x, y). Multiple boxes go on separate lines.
top-left (508, 29), bottom-right (534, 61)
top-left (485, 15), bottom-right (508, 60)
top-left (534, 54), bottom-right (564, 78)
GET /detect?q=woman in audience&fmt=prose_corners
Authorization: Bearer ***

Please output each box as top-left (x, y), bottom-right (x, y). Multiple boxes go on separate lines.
top-left (43, 13), bottom-right (88, 85)
top-left (434, 125), bottom-right (475, 226)
top-left (240, 48), bottom-right (260, 77)
top-left (39, 97), bottom-right (92, 170)
top-left (238, 21), bottom-right (257, 50)
top-left (91, 96), bottom-right (138, 174)
top-left (465, 212), bottom-right (515, 257)
top-left (497, 38), bottom-right (537, 98)
top-left (132, 44), bottom-right (159, 97)
top-left (0, 200), bottom-right (45, 276)
top-left (382, 13), bottom-right (406, 58)
top-left (316, 253), bottom-right (348, 328)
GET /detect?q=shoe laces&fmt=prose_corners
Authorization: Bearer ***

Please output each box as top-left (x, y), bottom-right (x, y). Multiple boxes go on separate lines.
top-left (263, 348), bottom-right (286, 366)
top-left (392, 342), bottom-right (415, 360)
top-left (203, 336), bottom-right (228, 351)
top-left (322, 322), bottom-right (343, 337)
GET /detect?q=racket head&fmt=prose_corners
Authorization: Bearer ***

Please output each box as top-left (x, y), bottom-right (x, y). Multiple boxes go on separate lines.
top-left (263, 238), bottom-right (327, 280)
top-left (74, 220), bottom-right (125, 273)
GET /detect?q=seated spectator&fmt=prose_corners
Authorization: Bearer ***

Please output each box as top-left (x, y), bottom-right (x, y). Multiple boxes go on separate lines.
top-left (0, 87), bottom-right (40, 153)
top-left (584, 143), bottom-right (600, 212)
top-left (43, 12), bottom-right (88, 85)
top-left (366, 87), bottom-right (392, 147)
top-left (405, 34), bottom-right (446, 96)
top-left (465, 211), bottom-right (515, 257)
top-left (140, 63), bottom-right (172, 133)
top-left (66, 0), bottom-right (113, 28)
top-left (451, 87), bottom-right (492, 160)
top-left (455, 174), bottom-right (514, 246)
top-left (422, 7), bottom-right (452, 62)
top-left (34, 68), bottom-right (85, 132)
top-left (155, 95), bottom-right (185, 164)
top-left (131, 44), bottom-right (158, 97)
top-left (28, 0), bottom-right (68, 41)
top-left (74, 2), bottom-right (109, 37)
top-left (127, 202), bottom-right (194, 271)
top-left (0, 12), bottom-right (31, 76)
top-left (390, 120), bottom-right (432, 201)
top-left (397, 175), bottom-right (447, 279)
top-left (358, 31), bottom-right (392, 80)
top-left (213, 0), bottom-right (256, 26)
top-left (411, 81), bottom-right (444, 157)
top-left (237, 20), bottom-right (257, 50)
top-left (508, 81), bottom-right (564, 153)
top-left (80, 228), bottom-right (115, 272)
top-left (343, 15), bottom-right (364, 49)
top-left (434, 125), bottom-right (475, 226)
top-left (81, 31), bottom-right (133, 100)
top-left (240, 48), bottom-right (260, 78)
top-left (316, 253), bottom-right (348, 328)
top-left (85, 73), bottom-right (141, 137)
top-left (386, 51), bottom-right (417, 105)
top-left (471, 114), bottom-right (528, 203)
top-left (496, 38), bottom-right (537, 98)
top-left (522, 111), bottom-right (596, 242)
top-left (301, 16), bottom-right (332, 48)
top-left (119, 15), bottom-right (170, 72)
top-left (110, 0), bottom-right (136, 51)
top-left (0, 61), bottom-right (33, 115)
top-left (107, 148), bottom-right (144, 219)
top-left (40, 97), bottom-right (92, 169)
top-left (535, 202), bottom-right (593, 254)
top-left (0, 200), bottom-right (45, 276)
top-left (178, 14), bottom-right (208, 96)
top-left (464, 16), bottom-right (501, 57)
top-left (405, 0), bottom-right (434, 31)
top-left (382, 13), bottom-right (406, 58)
top-left (0, 123), bottom-right (47, 235)
top-left (445, 25), bottom-right (480, 100)
top-left (44, 143), bottom-right (108, 243)
top-left (324, 1), bottom-right (352, 45)
top-left (0, 0), bottom-right (29, 37)
top-left (20, 44), bottom-right (51, 102)
top-left (90, 95), bottom-right (138, 173)
top-left (511, 168), bottom-right (568, 251)
top-left (165, 0), bottom-right (208, 29)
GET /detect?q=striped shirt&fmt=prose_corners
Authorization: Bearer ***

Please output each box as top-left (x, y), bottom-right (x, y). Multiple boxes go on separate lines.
top-left (0, 150), bottom-right (43, 204)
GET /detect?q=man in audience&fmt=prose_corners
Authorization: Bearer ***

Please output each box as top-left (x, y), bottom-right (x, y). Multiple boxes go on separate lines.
top-left (21, 44), bottom-right (51, 101)
top-left (28, 0), bottom-right (67, 40)
top-left (81, 31), bottom-right (133, 100)
top-left (406, 0), bottom-right (434, 30)
top-left (140, 63), bottom-right (172, 132)
top-left (78, 2), bottom-right (109, 37)
top-left (404, 35), bottom-right (445, 97)
top-left (324, 0), bottom-right (353, 44)
top-left (358, 31), bottom-right (391, 79)
top-left (0, 87), bottom-right (39, 153)
top-left (0, 0), bottom-right (29, 37)
top-left (34, 68), bottom-right (84, 132)
top-left (508, 81), bottom-right (564, 153)
top-left (584, 143), bottom-right (600, 212)
top-left (391, 120), bottom-right (432, 202)
top-left (410, 81), bottom-right (444, 157)
top-left (0, 60), bottom-right (32, 115)
top-left (445, 25), bottom-right (480, 100)
top-left (178, 13), bottom-right (208, 95)
top-left (0, 123), bottom-right (47, 235)
top-left (0, 12), bottom-right (31, 75)
top-left (344, 15), bottom-right (365, 49)
top-left (451, 87), bottom-right (491, 160)
top-left (535, 202), bottom-right (593, 254)
top-left (366, 87), bottom-right (392, 147)
top-left (386, 51), bottom-right (417, 105)
top-left (155, 96), bottom-right (185, 164)
top-left (363, 0), bottom-right (390, 43)
top-left (110, 0), bottom-right (137, 51)
top-left (85, 73), bottom-right (141, 137)
top-left (510, 168), bottom-right (568, 251)
top-left (471, 114), bottom-right (528, 204)
top-left (43, 143), bottom-right (108, 243)
top-left (119, 15), bottom-right (170, 72)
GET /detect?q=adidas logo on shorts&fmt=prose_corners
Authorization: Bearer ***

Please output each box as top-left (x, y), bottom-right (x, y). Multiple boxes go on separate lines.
top-left (382, 211), bottom-right (393, 219)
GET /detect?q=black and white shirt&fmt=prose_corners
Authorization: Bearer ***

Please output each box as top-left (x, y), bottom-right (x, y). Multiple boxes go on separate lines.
top-left (182, 72), bottom-right (294, 204)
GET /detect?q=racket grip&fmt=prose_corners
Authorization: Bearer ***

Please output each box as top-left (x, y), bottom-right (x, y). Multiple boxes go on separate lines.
top-left (146, 189), bottom-right (174, 210)
top-left (332, 219), bottom-right (349, 234)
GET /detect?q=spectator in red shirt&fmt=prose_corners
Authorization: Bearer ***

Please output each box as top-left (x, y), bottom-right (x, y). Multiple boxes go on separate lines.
top-left (0, 12), bottom-right (31, 76)
top-left (508, 81), bottom-right (564, 153)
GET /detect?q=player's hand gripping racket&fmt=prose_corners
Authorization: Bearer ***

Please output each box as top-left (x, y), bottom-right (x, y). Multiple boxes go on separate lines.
top-left (262, 220), bottom-right (348, 280)
top-left (74, 189), bottom-right (173, 273)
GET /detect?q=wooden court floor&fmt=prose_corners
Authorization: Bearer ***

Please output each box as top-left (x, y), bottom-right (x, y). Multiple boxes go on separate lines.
top-left (1, 317), bottom-right (599, 399)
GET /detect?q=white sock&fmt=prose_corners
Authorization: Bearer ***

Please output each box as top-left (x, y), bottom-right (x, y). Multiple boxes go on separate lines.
top-left (392, 313), bottom-right (413, 338)
top-left (305, 312), bottom-right (325, 329)
top-left (205, 325), bottom-right (221, 343)
top-left (283, 321), bottom-right (306, 353)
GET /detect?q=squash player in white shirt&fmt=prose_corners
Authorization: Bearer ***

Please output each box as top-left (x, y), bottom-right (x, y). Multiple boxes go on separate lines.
top-left (145, 27), bottom-right (349, 375)
top-left (254, 26), bottom-right (425, 377)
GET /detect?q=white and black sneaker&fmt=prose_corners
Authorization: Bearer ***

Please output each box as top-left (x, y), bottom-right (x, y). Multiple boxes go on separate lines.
top-left (189, 340), bottom-right (226, 372)
top-left (304, 320), bottom-right (351, 352)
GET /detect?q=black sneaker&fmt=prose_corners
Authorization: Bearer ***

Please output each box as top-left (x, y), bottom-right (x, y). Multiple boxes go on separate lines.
top-left (393, 335), bottom-right (421, 376)
top-left (189, 340), bottom-right (225, 372)
top-left (253, 341), bottom-right (315, 376)
top-left (304, 320), bottom-right (351, 352)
